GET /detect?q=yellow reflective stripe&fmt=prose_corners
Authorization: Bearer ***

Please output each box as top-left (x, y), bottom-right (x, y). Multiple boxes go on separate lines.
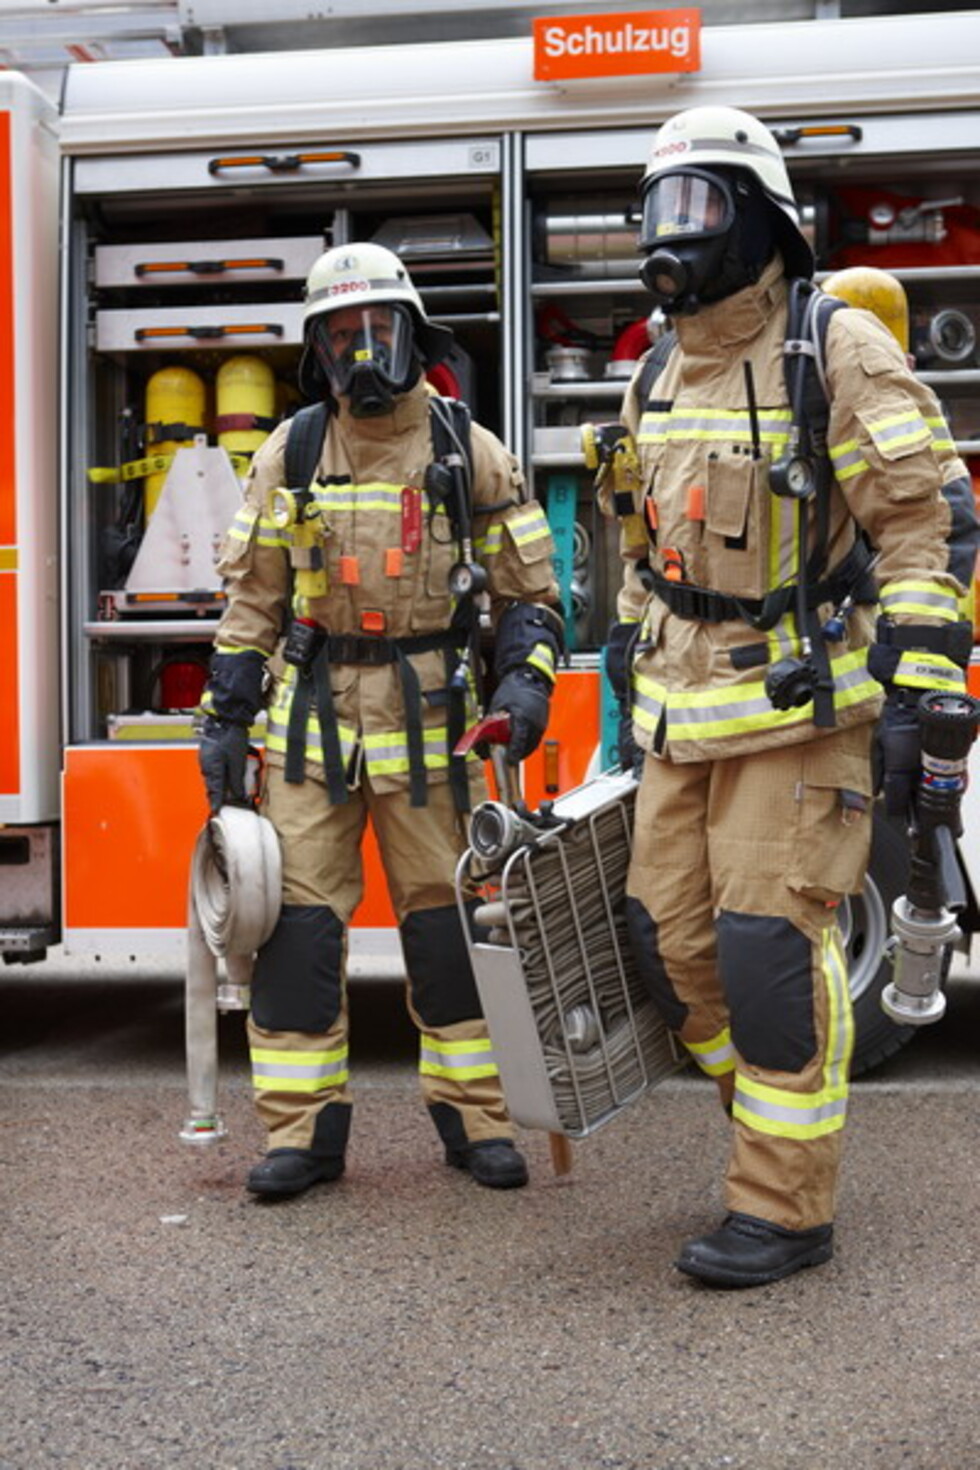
top-left (636, 410), bottom-right (669, 443)
top-left (632, 669), bottom-right (666, 733)
top-left (733, 1076), bottom-right (848, 1139)
top-left (226, 506), bottom-right (260, 543)
top-left (214, 642), bottom-right (266, 657)
top-left (659, 650), bottom-right (875, 742)
top-left (829, 439), bottom-right (868, 481)
top-left (256, 518), bottom-right (289, 548)
top-left (685, 1027), bottom-right (736, 1078)
top-left (508, 506), bottom-right (552, 547)
top-left (264, 689), bottom-right (358, 763)
top-left (770, 492), bottom-right (798, 588)
top-left (824, 925), bottom-right (855, 1092)
top-left (635, 653), bottom-right (879, 741)
top-left (477, 523), bottom-right (504, 557)
top-left (527, 640), bottom-right (556, 684)
top-left (637, 407), bottom-right (792, 447)
top-left (419, 1036), bottom-right (499, 1081)
top-left (251, 1045), bottom-right (349, 1093)
top-left (866, 409), bottom-right (931, 454)
top-left (879, 581), bottom-right (959, 622)
top-left (766, 616), bottom-right (800, 661)
top-left (892, 652), bottom-right (965, 692)
top-left (308, 481), bottom-right (442, 516)
top-left (733, 927), bottom-right (852, 1139)
top-left (927, 417), bottom-right (956, 454)
top-left (364, 726), bottom-right (455, 775)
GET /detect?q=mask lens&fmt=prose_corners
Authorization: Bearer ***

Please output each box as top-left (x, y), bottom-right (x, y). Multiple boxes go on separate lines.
top-left (314, 303), bottom-right (415, 394)
top-left (639, 171), bottom-right (733, 252)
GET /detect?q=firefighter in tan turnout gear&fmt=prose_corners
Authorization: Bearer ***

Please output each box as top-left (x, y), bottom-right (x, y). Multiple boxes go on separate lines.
top-left (604, 107), bottom-right (979, 1285)
top-left (198, 243), bottom-right (562, 1199)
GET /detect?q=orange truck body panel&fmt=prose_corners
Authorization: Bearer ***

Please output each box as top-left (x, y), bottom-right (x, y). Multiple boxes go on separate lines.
top-left (61, 668), bottom-right (602, 940)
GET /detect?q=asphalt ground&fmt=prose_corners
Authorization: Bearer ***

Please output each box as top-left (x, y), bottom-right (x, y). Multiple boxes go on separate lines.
top-left (2, 954), bottom-right (979, 1470)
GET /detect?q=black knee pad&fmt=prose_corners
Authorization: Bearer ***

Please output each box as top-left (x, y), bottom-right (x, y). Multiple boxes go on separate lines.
top-left (625, 896), bottom-right (689, 1032)
top-left (251, 903), bottom-right (344, 1033)
top-left (717, 910), bottom-right (816, 1072)
top-left (401, 902), bottom-right (481, 1027)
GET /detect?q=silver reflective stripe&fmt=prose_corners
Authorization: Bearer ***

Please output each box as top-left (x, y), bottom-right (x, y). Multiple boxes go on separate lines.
top-left (879, 585), bottom-right (959, 618)
top-left (734, 1088), bottom-right (847, 1130)
top-left (420, 1044), bottom-right (493, 1069)
top-left (252, 1058), bottom-right (346, 1082)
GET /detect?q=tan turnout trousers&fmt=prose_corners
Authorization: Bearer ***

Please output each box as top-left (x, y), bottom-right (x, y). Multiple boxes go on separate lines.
top-left (627, 722), bottom-right (874, 1230)
top-left (247, 762), bottom-right (511, 1155)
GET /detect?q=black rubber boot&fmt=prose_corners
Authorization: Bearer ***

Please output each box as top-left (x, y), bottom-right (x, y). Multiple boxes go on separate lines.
top-left (676, 1212), bottom-right (834, 1287)
top-left (246, 1148), bottom-right (345, 1199)
top-left (445, 1138), bottom-right (529, 1189)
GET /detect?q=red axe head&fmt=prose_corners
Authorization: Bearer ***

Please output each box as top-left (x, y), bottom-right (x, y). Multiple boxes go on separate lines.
top-left (453, 712), bottom-right (511, 758)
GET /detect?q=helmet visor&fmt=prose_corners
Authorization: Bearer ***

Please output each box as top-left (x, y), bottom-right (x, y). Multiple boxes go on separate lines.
top-left (639, 169), bottom-right (735, 253)
top-left (312, 302), bottom-right (415, 395)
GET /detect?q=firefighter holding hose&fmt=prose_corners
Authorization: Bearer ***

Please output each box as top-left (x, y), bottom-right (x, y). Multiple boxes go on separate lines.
top-left (198, 243), bottom-right (562, 1199)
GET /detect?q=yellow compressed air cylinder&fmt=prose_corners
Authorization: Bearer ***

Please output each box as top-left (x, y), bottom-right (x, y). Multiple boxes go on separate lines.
top-left (215, 355), bottom-right (276, 461)
top-left (822, 266), bottom-right (910, 353)
top-left (144, 365), bottom-right (207, 521)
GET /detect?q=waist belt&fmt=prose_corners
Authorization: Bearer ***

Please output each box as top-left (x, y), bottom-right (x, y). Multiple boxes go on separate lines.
top-left (285, 626), bottom-right (471, 812)
top-left (639, 540), bottom-right (877, 632)
top-left (324, 628), bottom-right (463, 665)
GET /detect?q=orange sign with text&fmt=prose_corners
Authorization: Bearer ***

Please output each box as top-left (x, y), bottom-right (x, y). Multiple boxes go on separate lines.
top-left (533, 8), bottom-right (700, 81)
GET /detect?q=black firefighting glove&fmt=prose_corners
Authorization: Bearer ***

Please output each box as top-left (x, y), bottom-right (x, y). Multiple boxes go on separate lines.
top-left (605, 620), bottom-right (643, 779)
top-left (198, 717), bottom-right (251, 813)
top-left (202, 648), bottom-right (266, 725)
top-left (874, 695), bottom-right (922, 820)
top-left (197, 648), bottom-right (266, 813)
top-left (488, 667), bottom-right (552, 765)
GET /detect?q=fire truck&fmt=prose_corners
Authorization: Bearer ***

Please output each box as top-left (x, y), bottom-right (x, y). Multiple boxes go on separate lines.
top-left (3, 7), bottom-right (980, 1074)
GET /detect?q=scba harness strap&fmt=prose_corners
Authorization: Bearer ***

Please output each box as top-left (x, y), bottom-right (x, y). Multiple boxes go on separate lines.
top-left (282, 397), bottom-right (476, 810)
top-left (634, 280), bottom-right (866, 726)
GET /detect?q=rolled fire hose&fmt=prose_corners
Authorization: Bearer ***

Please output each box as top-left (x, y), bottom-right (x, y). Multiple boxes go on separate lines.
top-left (180, 805), bottom-right (282, 1145)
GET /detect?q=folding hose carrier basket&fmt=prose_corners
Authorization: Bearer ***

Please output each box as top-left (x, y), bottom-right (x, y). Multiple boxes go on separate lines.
top-left (456, 768), bottom-right (685, 1138)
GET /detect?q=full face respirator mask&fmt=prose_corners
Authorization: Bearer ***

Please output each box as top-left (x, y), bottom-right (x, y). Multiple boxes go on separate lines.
top-left (311, 302), bottom-right (419, 417)
top-left (638, 167), bottom-right (774, 314)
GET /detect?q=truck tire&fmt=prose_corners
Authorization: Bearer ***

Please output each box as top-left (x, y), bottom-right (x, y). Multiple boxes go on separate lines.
top-left (843, 804), bottom-right (914, 1076)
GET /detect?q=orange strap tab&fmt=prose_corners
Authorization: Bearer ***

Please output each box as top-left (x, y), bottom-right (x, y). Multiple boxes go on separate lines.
top-left (361, 609), bottom-right (386, 633)
top-left (662, 547), bottom-right (685, 583)
top-left (340, 555), bottom-right (360, 586)
top-left (644, 496), bottom-right (659, 532)
top-left (384, 547), bottom-right (404, 578)
top-left (685, 484), bottom-right (706, 522)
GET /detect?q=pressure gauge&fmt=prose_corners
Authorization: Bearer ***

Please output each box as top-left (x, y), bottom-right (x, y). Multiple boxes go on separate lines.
top-left (769, 453), bottom-right (815, 500)
top-left (448, 561), bottom-right (488, 599)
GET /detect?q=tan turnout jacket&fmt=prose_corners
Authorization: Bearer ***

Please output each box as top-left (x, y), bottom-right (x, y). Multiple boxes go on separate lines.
top-left (615, 256), bottom-right (970, 764)
top-left (213, 381), bottom-right (558, 794)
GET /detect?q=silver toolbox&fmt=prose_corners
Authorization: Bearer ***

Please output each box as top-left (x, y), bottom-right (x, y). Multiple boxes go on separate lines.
top-left (457, 768), bottom-right (685, 1137)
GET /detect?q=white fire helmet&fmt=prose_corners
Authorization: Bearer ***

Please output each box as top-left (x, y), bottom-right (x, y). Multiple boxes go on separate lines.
top-left (640, 106), bottom-right (813, 279)
top-left (298, 242), bottom-right (454, 400)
